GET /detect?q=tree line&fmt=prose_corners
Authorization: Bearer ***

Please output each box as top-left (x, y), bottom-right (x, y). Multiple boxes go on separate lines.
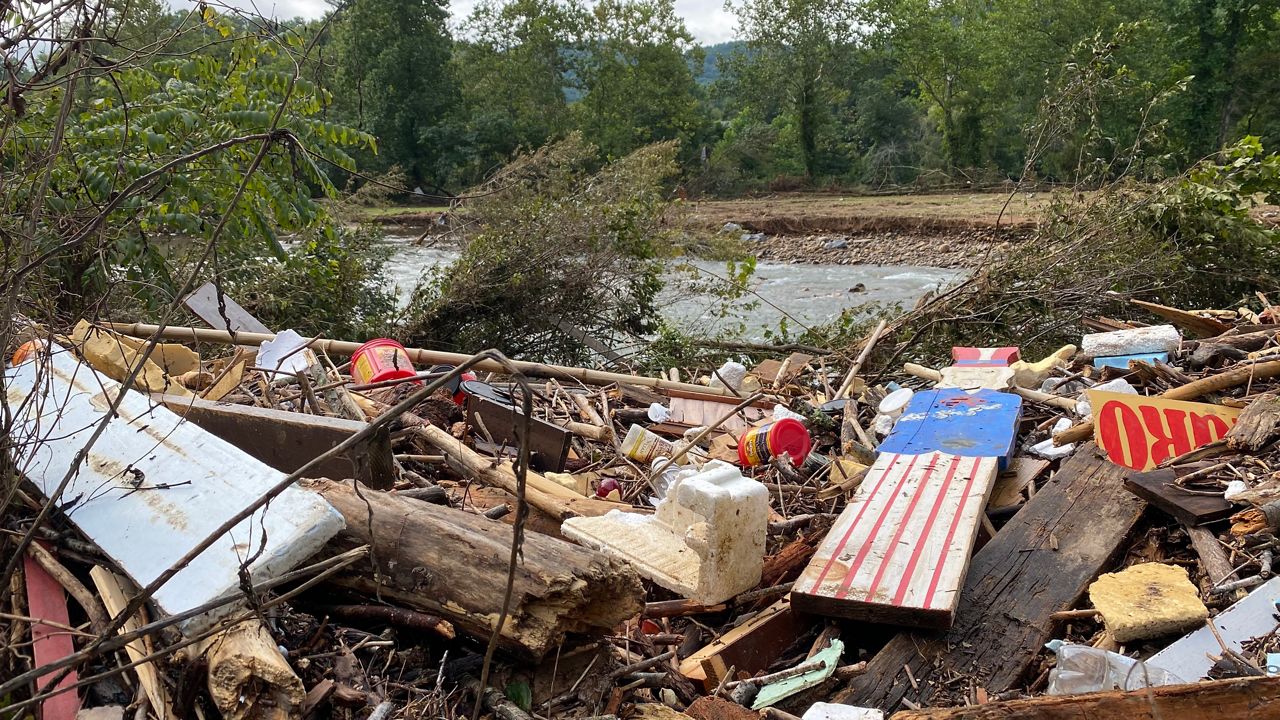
top-left (300, 0), bottom-right (1278, 194)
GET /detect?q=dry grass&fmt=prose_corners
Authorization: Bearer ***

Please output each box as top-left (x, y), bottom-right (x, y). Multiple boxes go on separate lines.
top-left (683, 190), bottom-right (1085, 235)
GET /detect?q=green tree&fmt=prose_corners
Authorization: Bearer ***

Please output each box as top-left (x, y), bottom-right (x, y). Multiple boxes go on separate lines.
top-left (332, 0), bottom-right (458, 187)
top-left (1, 6), bottom-right (379, 319)
top-left (1167, 0), bottom-right (1280, 160)
top-left (449, 0), bottom-right (580, 184)
top-left (571, 0), bottom-right (705, 159)
top-left (725, 0), bottom-right (859, 178)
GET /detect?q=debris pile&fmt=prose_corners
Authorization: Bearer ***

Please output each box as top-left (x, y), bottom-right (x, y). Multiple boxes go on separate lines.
top-left (8, 286), bottom-right (1280, 720)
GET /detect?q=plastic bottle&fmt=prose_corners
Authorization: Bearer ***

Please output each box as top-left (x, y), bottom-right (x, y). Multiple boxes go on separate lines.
top-left (1045, 641), bottom-right (1183, 695)
top-left (738, 418), bottom-right (812, 466)
top-left (621, 424), bottom-right (676, 463)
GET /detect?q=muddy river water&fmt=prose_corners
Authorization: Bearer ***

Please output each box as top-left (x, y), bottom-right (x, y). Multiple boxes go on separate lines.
top-left (382, 235), bottom-right (964, 340)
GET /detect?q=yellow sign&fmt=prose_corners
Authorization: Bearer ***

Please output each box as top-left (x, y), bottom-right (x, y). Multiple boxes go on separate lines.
top-left (1088, 390), bottom-right (1240, 471)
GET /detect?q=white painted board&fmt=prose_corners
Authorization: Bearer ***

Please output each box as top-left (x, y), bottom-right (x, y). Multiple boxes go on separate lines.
top-left (6, 343), bottom-right (344, 631)
top-left (792, 452), bottom-right (999, 627)
top-left (1146, 576), bottom-right (1280, 681)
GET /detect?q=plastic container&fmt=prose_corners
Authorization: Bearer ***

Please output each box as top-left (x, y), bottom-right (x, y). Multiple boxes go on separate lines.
top-left (351, 338), bottom-right (417, 386)
top-left (878, 387), bottom-right (914, 418)
top-left (621, 424), bottom-right (676, 463)
top-left (1045, 641), bottom-right (1182, 694)
top-left (738, 418), bottom-right (812, 467)
top-left (10, 339), bottom-right (43, 366)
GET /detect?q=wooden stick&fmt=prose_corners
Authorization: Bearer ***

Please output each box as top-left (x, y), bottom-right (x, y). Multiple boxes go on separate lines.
top-left (89, 567), bottom-right (174, 720)
top-left (905, 363), bottom-right (1077, 411)
top-left (104, 323), bottom-right (737, 397)
top-left (1055, 358), bottom-right (1280, 445)
top-left (836, 320), bottom-right (889, 399)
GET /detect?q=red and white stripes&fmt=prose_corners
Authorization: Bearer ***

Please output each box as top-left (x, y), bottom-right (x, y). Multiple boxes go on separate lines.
top-left (791, 452), bottom-right (999, 627)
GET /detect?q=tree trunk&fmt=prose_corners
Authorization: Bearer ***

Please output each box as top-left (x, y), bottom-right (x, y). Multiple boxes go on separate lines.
top-left (305, 479), bottom-right (644, 659)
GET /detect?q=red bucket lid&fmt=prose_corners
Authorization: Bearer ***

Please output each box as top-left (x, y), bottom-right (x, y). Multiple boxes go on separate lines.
top-left (769, 418), bottom-right (812, 464)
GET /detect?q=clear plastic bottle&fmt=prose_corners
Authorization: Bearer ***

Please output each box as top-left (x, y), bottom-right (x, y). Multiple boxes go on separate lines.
top-left (1046, 641), bottom-right (1183, 695)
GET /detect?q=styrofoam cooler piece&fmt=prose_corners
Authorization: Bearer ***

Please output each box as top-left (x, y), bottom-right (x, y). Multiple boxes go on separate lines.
top-left (802, 703), bottom-right (883, 720)
top-left (6, 343), bottom-right (344, 632)
top-left (1082, 325), bottom-right (1181, 358)
top-left (563, 460), bottom-right (768, 605)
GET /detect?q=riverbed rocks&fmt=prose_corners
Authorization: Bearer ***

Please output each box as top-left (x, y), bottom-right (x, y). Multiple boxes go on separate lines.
top-left (755, 229), bottom-right (1026, 268)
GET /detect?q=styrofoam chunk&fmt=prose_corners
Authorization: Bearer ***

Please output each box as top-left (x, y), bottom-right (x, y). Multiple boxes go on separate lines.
top-left (1082, 325), bottom-right (1181, 358)
top-left (802, 702), bottom-right (883, 720)
top-left (562, 461), bottom-right (768, 604)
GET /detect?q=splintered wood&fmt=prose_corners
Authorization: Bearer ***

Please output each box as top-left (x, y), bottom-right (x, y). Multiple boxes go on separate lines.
top-left (791, 452), bottom-right (999, 628)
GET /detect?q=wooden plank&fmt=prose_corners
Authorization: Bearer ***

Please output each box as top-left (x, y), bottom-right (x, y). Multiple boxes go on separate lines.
top-left (23, 551), bottom-right (80, 720)
top-left (1131, 298), bottom-right (1232, 338)
top-left (878, 389), bottom-right (1022, 464)
top-left (839, 444), bottom-right (1146, 711)
top-left (183, 281), bottom-right (272, 335)
top-left (890, 676), bottom-right (1280, 720)
top-left (89, 567), bottom-right (173, 720)
top-left (1124, 468), bottom-right (1233, 526)
top-left (989, 457), bottom-right (1048, 509)
top-left (951, 347), bottom-right (1020, 366)
top-left (7, 344), bottom-right (344, 631)
top-left (466, 394), bottom-right (572, 473)
top-left (1147, 576), bottom-right (1280, 682)
top-left (678, 598), bottom-right (809, 689)
top-left (792, 452), bottom-right (1000, 629)
top-left (155, 393), bottom-right (394, 489)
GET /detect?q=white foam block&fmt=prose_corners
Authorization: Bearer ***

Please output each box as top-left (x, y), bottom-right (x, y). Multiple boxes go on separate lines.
top-left (1082, 325), bottom-right (1181, 358)
top-left (563, 461), bottom-right (768, 605)
top-left (6, 344), bottom-right (344, 631)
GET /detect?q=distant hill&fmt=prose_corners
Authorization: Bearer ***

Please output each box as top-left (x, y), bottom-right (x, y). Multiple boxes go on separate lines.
top-left (696, 41), bottom-right (744, 85)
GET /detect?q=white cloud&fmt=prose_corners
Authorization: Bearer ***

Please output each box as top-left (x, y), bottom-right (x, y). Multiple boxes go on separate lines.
top-left (175, 0), bottom-right (738, 43)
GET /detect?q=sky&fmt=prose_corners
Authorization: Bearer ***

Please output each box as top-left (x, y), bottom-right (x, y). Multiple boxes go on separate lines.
top-left (190, 0), bottom-right (739, 44)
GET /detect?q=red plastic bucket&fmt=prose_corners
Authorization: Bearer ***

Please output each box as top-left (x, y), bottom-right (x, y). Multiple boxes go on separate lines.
top-left (738, 418), bottom-right (812, 467)
top-left (351, 338), bottom-right (417, 385)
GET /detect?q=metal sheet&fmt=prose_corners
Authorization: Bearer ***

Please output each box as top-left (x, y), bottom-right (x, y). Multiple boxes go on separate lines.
top-left (6, 344), bottom-right (344, 631)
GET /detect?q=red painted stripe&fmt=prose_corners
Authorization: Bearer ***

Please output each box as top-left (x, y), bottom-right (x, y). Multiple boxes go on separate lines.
top-left (923, 457), bottom-right (986, 609)
top-left (889, 455), bottom-right (963, 606)
top-left (800, 453), bottom-right (907, 595)
top-left (24, 549), bottom-right (80, 720)
top-left (858, 454), bottom-right (952, 602)
top-left (833, 453), bottom-right (931, 600)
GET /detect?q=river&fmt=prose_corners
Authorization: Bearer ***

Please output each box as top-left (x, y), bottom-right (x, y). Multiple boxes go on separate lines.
top-left (381, 235), bottom-right (964, 341)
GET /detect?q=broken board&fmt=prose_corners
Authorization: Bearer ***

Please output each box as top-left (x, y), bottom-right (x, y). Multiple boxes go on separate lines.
top-left (1147, 576), bottom-right (1280, 682)
top-left (839, 444), bottom-right (1147, 711)
top-left (466, 394), bottom-right (572, 473)
top-left (183, 281), bottom-right (272, 335)
top-left (24, 551), bottom-right (80, 720)
top-left (155, 394), bottom-right (395, 489)
top-left (878, 389), bottom-right (1022, 465)
top-left (989, 457), bottom-right (1049, 509)
top-left (6, 344), bottom-right (344, 632)
top-left (678, 598), bottom-right (808, 688)
top-left (1123, 467), bottom-right (1234, 526)
top-left (791, 452), bottom-right (1000, 629)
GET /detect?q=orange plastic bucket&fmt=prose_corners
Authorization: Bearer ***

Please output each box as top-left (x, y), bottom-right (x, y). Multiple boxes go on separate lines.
top-left (351, 338), bottom-right (417, 385)
top-left (738, 418), bottom-right (812, 467)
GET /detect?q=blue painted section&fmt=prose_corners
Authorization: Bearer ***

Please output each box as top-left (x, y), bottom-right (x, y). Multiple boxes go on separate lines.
top-left (879, 388), bottom-right (1023, 465)
top-left (1093, 352), bottom-right (1169, 370)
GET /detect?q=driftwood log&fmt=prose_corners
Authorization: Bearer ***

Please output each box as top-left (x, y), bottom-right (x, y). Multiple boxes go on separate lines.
top-left (891, 676), bottom-right (1280, 720)
top-left (1226, 393), bottom-right (1280, 451)
top-left (306, 479), bottom-right (644, 658)
top-left (194, 618), bottom-right (304, 720)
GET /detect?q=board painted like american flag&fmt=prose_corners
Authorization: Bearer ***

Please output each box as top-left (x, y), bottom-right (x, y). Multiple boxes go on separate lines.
top-left (791, 451), bottom-right (999, 629)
